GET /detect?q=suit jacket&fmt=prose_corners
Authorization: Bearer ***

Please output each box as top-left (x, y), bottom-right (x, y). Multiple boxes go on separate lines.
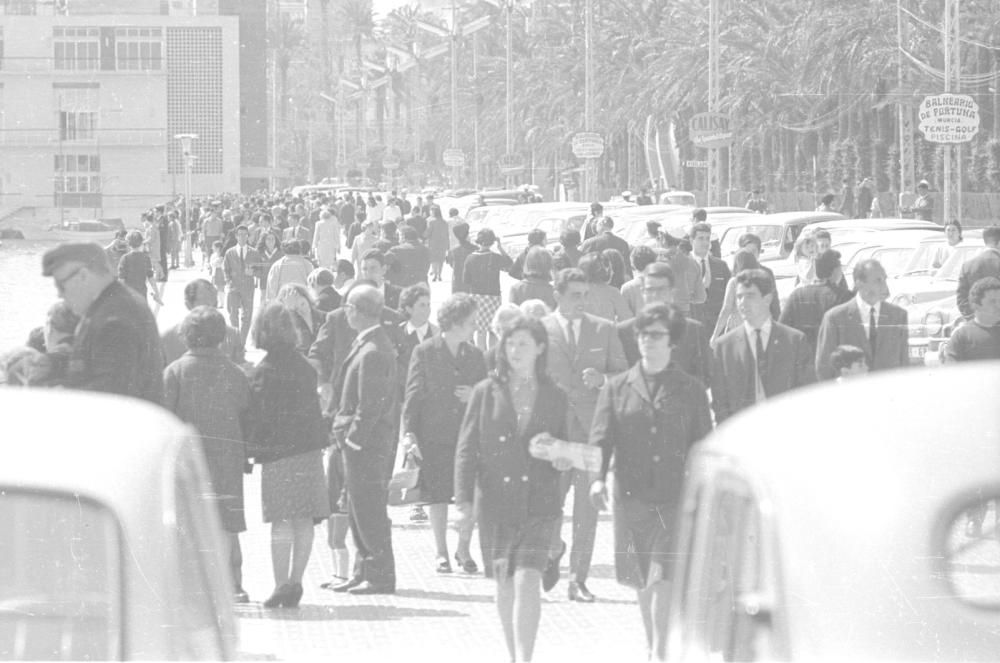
top-left (223, 245), bottom-right (261, 295)
top-left (308, 306), bottom-right (402, 410)
top-left (314, 286), bottom-right (342, 314)
top-left (815, 300), bottom-right (909, 381)
top-left (454, 377), bottom-right (568, 524)
top-left (617, 316), bottom-right (711, 387)
top-left (579, 231), bottom-right (633, 281)
top-left (282, 225), bottom-right (312, 243)
top-left (541, 312), bottom-right (628, 439)
top-left (64, 280), bottom-right (163, 403)
top-left (692, 254), bottom-right (731, 330)
top-left (389, 321), bottom-right (439, 397)
top-left (383, 282), bottom-right (402, 311)
top-left (590, 365), bottom-right (712, 504)
top-left (957, 247), bottom-right (1000, 318)
top-left (332, 325), bottom-right (398, 453)
top-left (387, 241), bottom-right (431, 287)
top-left (778, 282), bottom-right (849, 357)
top-left (710, 322), bottom-right (814, 423)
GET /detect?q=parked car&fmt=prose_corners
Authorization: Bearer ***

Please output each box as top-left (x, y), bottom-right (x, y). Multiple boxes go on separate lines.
top-left (618, 206), bottom-right (751, 246)
top-left (889, 240), bottom-right (986, 308)
top-left (658, 190), bottom-right (698, 206)
top-left (669, 364), bottom-right (1000, 660)
top-left (899, 229), bottom-right (984, 278)
top-left (801, 217), bottom-right (943, 245)
top-left (0, 389), bottom-right (238, 660)
top-left (906, 293), bottom-right (963, 366)
top-left (714, 211), bottom-right (847, 263)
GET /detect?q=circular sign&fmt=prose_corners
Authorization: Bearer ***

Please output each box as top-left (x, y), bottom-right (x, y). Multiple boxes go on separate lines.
top-left (572, 132), bottom-right (604, 159)
top-left (443, 148), bottom-right (465, 168)
top-left (689, 112), bottom-right (734, 149)
top-left (383, 156), bottom-right (401, 170)
top-left (498, 153), bottom-right (524, 175)
top-left (919, 94), bottom-right (980, 144)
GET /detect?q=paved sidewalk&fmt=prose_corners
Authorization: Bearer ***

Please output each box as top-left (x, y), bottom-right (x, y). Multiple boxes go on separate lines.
top-left (157, 263), bottom-right (648, 661)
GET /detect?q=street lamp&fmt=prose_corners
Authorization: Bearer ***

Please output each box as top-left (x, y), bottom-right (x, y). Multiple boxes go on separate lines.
top-left (174, 133), bottom-right (197, 267)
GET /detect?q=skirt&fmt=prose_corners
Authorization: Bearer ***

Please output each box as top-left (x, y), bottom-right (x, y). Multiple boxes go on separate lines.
top-left (325, 447), bottom-right (347, 515)
top-left (472, 294), bottom-right (502, 334)
top-left (261, 449), bottom-right (331, 523)
top-left (483, 515), bottom-right (560, 578)
top-left (613, 496), bottom-right (678, 590)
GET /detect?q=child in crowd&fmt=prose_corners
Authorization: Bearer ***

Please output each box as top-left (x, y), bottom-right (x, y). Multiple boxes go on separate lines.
top-left (830, 345), bottom-right (868, 382)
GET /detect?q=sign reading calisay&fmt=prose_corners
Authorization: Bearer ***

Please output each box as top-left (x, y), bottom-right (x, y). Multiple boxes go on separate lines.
top-left (919, 94), bottom-right (980, 144)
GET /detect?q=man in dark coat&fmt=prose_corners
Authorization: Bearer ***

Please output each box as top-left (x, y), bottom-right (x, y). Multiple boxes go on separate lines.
top-left (957, 226), bottom-right (1000, 319)
top-left (779, 250), bottom-right (851, 358)
top-left (42, 242), bottom-right (163, 403)
top-left (579, 216), bottom-right (633, 282)
top-left (386, 226), bottom-right (431, 287)
top-left (689, 222), bottom-right (731, 331)
top-left (328, 285), bottom-right (398, 595)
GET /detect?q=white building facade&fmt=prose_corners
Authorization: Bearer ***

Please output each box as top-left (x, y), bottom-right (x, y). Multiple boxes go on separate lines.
top-left (0, 6), bottom-right (239, 224)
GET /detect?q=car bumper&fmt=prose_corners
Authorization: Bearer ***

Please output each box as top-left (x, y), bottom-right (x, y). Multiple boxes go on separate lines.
top-left (909, 337), bottom-right (946, 367)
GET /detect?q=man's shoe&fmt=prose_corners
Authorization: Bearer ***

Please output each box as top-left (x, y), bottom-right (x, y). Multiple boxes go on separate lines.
top-left (329, 577), bottom-right (364, 593)
top-left (233, 587), bottom-right (250, 604)
top-left (347, 581), bottom-right (395, 595)
top-left (568, 580), bottom-right (596, 603)
top-left (542, 540), bottom-right (566, 592)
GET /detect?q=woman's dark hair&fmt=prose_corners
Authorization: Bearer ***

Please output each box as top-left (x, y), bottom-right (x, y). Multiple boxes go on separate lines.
top-left (127, 230), bottom-right (144, 248)
top-left (180, 306), bottom-right (227, 349)
top-left (830, 345), bottom-right (866, 373)
top-left (399, 283), bottom-right (431, 314)
top-left (945, 220), bottom-right (963, 240)
top-left (252, 303), bottom-right (299, 352)
top-left (453, 222), bottom-right (470, 242)
top-left (437, 293), bottom-right (478, 331)
top-left (634, 302), bottom-right (686, 347)
top-left (630, 245), bottom-right (657, 272)
top-left (732, 249), bottom-right (760, 274)
top-left (602, 248), bottom-right (626, 284)
top-left (494, 314), bottom-right (550, 383)
top-left (257, 230), bottom-right (280, 253)
top-left (820, 193), bottom-right (835, 206)
top-left (523, 246), bottom-right (553, 280)
top-left (578, 251), bottom-right (610, 284)
top-left (281, 239), bottom-right (300, 255)
top-left (735, 268), bottom-right (775, 297)
top-left (475, 228), bottom-right (497, 248)
top-left (335, 258), bottom-right (355, 278)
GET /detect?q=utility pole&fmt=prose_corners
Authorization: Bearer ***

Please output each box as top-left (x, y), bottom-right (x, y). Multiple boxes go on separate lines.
top-left (583, 0), bottom-right (593, 201)
top-left (707, 0), bottom-right (722, 206)
top-left (943, 0), bottom-right (961, 223)
top-left (896, 0), bottom-right (916, 214)
top-left (505, 0), bottom-right (513, 188)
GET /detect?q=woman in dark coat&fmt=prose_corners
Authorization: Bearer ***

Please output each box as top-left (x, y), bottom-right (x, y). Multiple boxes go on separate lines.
top-left (402, 294), bottom-right (487, 574)
top-left (248, 303), bottom-right (330, 608)
top-left (163, 306), bottom-right (252, 602)
top-left (454, 314), bottom-right (571, 662)
top-left (589, 302), bottom-right (713, 660)
top-left (425, 207), bottom-right (451, 281)
top-left (462, 228), bottom-right (513, 351)
top-left (256, 230), bottom-right (283, 304)
top-left (508, 246), bottom-right (556, 310)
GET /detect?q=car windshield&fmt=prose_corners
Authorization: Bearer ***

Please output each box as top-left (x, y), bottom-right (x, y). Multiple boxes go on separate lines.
top-left (0, 490), bottom-right (122, 660)
top-left (873, 247), bottom-right (916, 277)
top-left (720, 224), bottom-right (784, 256)
top-left (903, 241), bottom-right (946, 275)
top-left (935, 245), bottom-right (982, 280)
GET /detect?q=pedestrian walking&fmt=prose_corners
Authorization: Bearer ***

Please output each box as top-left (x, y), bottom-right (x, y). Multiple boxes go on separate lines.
top-left (224, 225), bottom-right (260, 343)
top-left (590, 302), bottom-right (713, 661)
top-left (312, 209), bottom-right (341, 270)
top-left (163, 305), bottom-right (252, 603)
top-left (463, 228), bottom-right (514, 351)
top-left (448, 222), bottom-right (477, 293)
top-left (402, 294), bottom-right (487, 575)
top-left (779, 250), bottom-right (851, 358)
top-left (425, 207), bottom-right (450, 282)
top-left (117, 230), bottom-right (163, 307)
top-left (247, 303), bottom-right (330, 608)
top-left (508, 247), bottom-right (556, 310)
top-left (161, 279), bottom-right (245, 367)
top-left (265, 240), bottom-right (313, 302)
top-left (454, 314), bottom-right (571, 663)
top-left (256, 231), bottom-right (283, 305)
top-left (957, 226), bottom-right (1000, 319)
top-left (578, 252), bottom-right (630, 323)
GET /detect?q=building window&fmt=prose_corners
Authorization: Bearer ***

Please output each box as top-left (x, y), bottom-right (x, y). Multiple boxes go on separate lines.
top-left (59, 111), bottom-right (97, 140)
top-left (54, 27), bottom-right (99, 70)
top-left (54, 85), bottom-right (99, 141)
top-left (115, 27), bottom-right (163, 70)
top-left (3, 1), bottom-right (37, 15)
top-left (167, 27), bottom-right (224, 174)
top-left (54, 154), bottom-right (101, 194)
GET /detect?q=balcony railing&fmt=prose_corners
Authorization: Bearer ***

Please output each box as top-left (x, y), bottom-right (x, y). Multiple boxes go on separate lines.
top-left (0, 57), bottom-right (165, 74)
top-left (0, 129), bottom-right (167, 146)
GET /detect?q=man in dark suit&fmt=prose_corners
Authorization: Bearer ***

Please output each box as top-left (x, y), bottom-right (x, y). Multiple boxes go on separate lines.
top-left (327, 284), bottom-right (398, 595)
top-left (386, 225), bottom-right (431, 287)
top-left (815, 259), bottom-right (909, 381)
top-left (710, 269), bottom-right (814, 424)
top-left (579, 216), bottom-right (633, 282)
top-left (42, 242), bottom-right (163, 402)
top-left (957, 225), bottom-right (1000, 319)
top-left (617, 262), bottom-right (711, 386)
top-left (689, 222), bottom-right (731, 331)
top-left (541, 268), bottom-right (628, 602)
top-left (359, 249), bottom-right (402, 310)
top-left (223, 225), bottom-right (261, 342)
top-left (779, 250), bottom-right (851, 358)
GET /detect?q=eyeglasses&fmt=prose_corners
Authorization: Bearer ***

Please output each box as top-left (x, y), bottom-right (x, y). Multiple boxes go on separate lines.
top-left (53, 266), bottom-right (85, 294)
top-left (637, 330), bottom-right (670, 341)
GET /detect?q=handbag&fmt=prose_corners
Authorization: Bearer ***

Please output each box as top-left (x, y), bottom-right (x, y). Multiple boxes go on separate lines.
top-left (387, 452), bottom-right (422, 506)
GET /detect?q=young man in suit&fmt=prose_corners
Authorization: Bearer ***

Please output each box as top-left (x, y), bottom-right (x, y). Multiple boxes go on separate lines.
top-left (737, 233), bottom-right (781, 320)
top-left (541, 268), bottom-right (628, 602)
top-left (360, 249), bottom-right (402, 311)
top-left (328, 285), bottom-right (398, 595)
top-left (957, 225), bottom-right (1000, 319)
top-left (710, 269), bottom-right (814, 424)
top-left (815, 259), bottom-right (909, 381)
top-left (617, 262), bottom-right (711, 387)
top-left (689, 222), bottom-right (731, 331)
top-left (223, 225), bottom-right (261, 343)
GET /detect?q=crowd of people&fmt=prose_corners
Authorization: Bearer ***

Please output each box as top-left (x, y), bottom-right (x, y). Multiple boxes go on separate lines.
top-left (2, 185), bottom-right (1000, 662)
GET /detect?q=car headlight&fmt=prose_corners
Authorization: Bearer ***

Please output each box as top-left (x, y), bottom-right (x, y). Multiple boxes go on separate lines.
top-left (922, 311), bottom-right (945, 337)
top-left (892, 294), bottom-right (912, 307)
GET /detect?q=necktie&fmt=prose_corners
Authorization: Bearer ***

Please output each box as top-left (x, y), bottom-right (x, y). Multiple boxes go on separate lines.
top-left (566, 319), bottom-right (577, 357)
top-left (702, 257), bottom-right (711, 288)
top-left (869, 307), bottom-right (877, 355)
top-left (701, 257), bottom-right (707, 277)
top-left (755, 329), bottom-right (767, 397)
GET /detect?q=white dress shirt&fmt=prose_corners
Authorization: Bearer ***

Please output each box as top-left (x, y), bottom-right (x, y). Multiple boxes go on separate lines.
top-left (553, 311), bottom-right (581, 347)
top-left (405, 321), bottom-right (430, 342)
top-left (855, 294), bottom-right (882, 338)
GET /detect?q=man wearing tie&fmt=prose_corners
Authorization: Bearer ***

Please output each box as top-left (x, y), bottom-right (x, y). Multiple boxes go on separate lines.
top-left (541, 268), bottom-right (628, 602)
top-left (223, 225), bottom-right (260, 342)
top-left (690, 222), bottom-right (731, 331)
top-left (710, 269), bottom-right (813, 424)
top-left (815, 259), bottom-right (909, 381)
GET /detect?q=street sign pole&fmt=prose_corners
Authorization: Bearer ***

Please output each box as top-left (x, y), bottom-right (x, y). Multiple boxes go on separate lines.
top-left (505, 0), bottom-right (514, 189)
top-left (896, 0), bottom-right (916, 212)
top-left (707, 0), bottom-right (722, 206)
top-left (943, 0), bottom-right (961, 223)
top-left (584, 0), bottom-right (594, 201)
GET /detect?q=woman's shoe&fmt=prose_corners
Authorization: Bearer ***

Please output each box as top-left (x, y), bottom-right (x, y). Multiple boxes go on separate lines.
top-left (283, 582), bottom-right (304, 608)
top-left (263, 583), bottom-right (292, 608)
top-left (455, 553), bottom-right (479, 574)
top-left (436, 557), bottom-right (453, 574)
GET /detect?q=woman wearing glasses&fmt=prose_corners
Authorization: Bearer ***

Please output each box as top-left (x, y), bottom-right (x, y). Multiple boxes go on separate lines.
top-left (588, 302), bottom-right (713, 661)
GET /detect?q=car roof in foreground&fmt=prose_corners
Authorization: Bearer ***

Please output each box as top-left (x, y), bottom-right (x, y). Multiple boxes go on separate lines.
top-left (0, 389), bottom-right (194, 506)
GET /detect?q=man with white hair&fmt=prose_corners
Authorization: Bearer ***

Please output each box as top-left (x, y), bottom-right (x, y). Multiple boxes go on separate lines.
top-left (312, 208), bottom-right (341, 269)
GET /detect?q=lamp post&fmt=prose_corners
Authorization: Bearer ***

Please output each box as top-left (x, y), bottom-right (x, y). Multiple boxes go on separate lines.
top-left (175, 133), bottom-right (197, 267)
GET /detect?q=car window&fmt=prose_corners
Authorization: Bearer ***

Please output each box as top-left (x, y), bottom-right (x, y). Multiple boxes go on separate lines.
top-left (719, 227), bottom-right (749, 256)
top-left (873, 248), bottom-right (915, 277)
top-left (935, 246), bottom-right (981, 280)
top-left (720, 225), bottom-right (783, 258)
top-left (173, 458), bottom-right (225, 660)
top-left (0, 490), bottom-right (122, 660)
